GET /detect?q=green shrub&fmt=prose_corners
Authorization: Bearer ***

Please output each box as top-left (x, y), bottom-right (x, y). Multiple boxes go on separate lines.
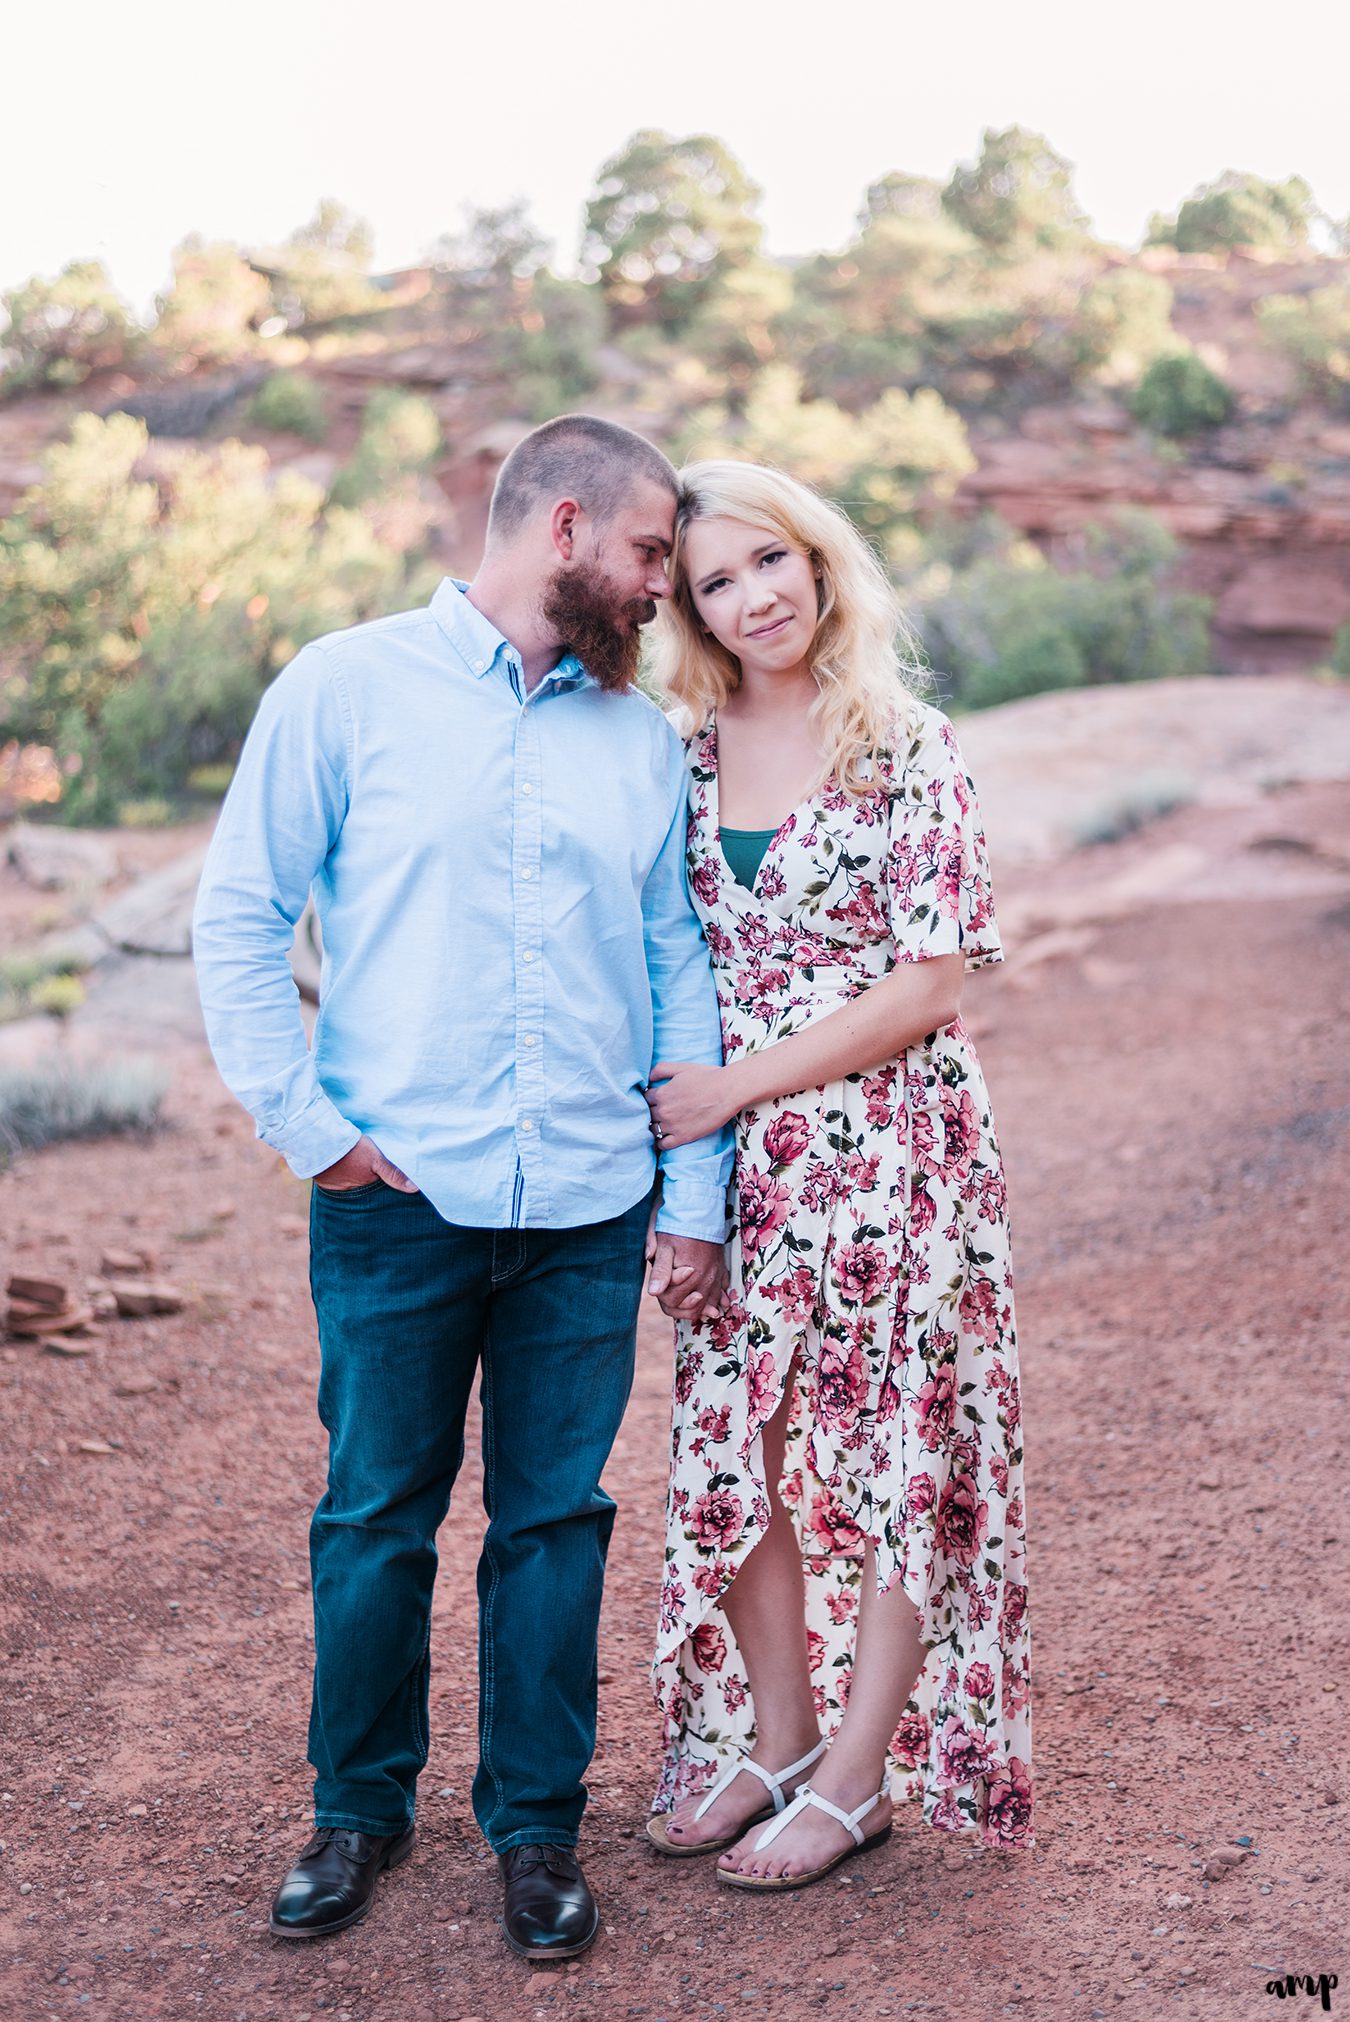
top-left (1073, 774), bottom-right (1195, 847)
top-left (153, 239), bottom-right (269, 366)
top-left (0, 947), bottom-right (90, 1024)
top-left (1148, 172), bottom-right (1315, 254)
top-left (329, 389), bottom-right (442, 506)
top-left (0, 1054), bottom-right (169, 1161)
top-left (1331, 625), bottom-right (1350, 678)
top-left (1, 261), bottom-right (138, 392)
top-left (0, 413), bottom-right (436, 821)
top-left (1131, 352), bottom-right (1233, 435)
top-left (1071, 269), bottom-right (1176, 385)
top-left (913, 510), bottom-right (1211, 709)
top-left (251, 371), bottom-right (329, 441)
top-left (1257, 286), bottom-right (1350, 414)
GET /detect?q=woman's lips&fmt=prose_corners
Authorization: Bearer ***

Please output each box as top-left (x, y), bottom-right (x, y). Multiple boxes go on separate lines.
top-left (746, 615), bottom-right (792, 641)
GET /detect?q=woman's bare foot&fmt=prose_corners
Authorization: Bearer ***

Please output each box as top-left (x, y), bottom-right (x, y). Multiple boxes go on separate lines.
top-left (716, 1771), bottom-right (892, 1880)
top-left (662, 1741), bottom-right (821, 1849)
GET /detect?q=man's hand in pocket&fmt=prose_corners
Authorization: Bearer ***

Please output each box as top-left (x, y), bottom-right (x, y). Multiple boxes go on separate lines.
top-left (313, 1135), bottom-right (419, 1194)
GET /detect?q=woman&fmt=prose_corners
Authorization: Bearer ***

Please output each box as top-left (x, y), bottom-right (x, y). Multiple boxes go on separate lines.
top-left (642, 461), bottom-right (1032, 1890)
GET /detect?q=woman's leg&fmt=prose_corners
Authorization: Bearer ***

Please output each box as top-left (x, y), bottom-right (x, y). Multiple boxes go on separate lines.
top-left (664, 1377), bottom-right (821, 1846)
top-left (718, 1545), bottom-right (925, 1878)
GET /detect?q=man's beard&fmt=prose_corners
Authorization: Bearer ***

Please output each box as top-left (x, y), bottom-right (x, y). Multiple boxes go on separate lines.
top-left (539, 562), bottom-right (656, 694)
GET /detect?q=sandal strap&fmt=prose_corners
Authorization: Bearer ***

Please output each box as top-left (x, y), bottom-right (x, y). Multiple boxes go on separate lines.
top-left (692, 1736), bottom-right (827, 1821)
top-left (750, 1781), bottom-right (890, 1852)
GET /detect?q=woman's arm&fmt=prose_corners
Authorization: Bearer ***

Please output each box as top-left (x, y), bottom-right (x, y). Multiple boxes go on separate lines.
top-left (646, 952), bottom-right (965, 1150)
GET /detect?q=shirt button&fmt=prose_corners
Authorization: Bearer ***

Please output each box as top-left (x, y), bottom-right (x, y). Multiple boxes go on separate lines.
top-left (520, 1118), bottom-right (534, 1133)
top-left (521, 950), bottom-right (535, 964)
top-left (521, 781), bottom-right (534, 796)
top-left (519, 867), bottom-right (533, 880)
top-left (523, 1034), bottom-right (537, 1048)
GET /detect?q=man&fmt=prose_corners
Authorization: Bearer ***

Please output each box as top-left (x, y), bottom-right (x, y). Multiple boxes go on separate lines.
top-left (192, 415), bottom-right (731, 1961)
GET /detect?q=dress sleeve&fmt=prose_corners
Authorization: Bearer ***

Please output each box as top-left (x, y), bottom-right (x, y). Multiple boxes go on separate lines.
top-left (882, 710), bottom-right (1002, 969)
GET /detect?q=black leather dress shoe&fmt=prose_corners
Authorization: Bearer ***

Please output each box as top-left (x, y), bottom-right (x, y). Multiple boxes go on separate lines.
top-left (268, 1824), bottom-right (415, 1938)
top-left (499, 1843), bottom-right (599, 1960)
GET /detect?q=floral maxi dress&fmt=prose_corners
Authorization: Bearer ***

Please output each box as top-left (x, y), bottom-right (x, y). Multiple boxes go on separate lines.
top-left (652, 702), bottom-right (1033, 1850)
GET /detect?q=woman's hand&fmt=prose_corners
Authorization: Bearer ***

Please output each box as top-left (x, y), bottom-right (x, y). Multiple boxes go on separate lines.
top-left (646, 1060), bottom-right (739, 1150)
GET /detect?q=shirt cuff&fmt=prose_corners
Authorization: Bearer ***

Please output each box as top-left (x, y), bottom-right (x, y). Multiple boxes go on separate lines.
top-left (654, 1180), bottom-right (731, 1246)
top-left (258, 1094), bottom-right (362, 1180)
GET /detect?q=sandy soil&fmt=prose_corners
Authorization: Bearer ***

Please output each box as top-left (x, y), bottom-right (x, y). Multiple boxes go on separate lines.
top-left (1, 779), bottom-right (1347, 2022)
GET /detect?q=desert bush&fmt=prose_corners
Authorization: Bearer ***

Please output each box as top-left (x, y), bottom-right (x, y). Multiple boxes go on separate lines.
top-left (941, 126), bottom-right (1089, 254)
top-left (1148, 172), bottom-right (1316, 254)
top-left (0, 1054), bottom-right (169, 1161)
top-left (1073, 774), bottom-right (1196, 847)
top-left (1131, 352), bottom-right (1233, 435)
top-left (1071, 269), bottom-right (1177, 385)
top-left (329, 389), bottom-right (442, 506)
top-left (0, 948), bottom-right (90, 1024)
top-left (152, 239), bottom-right (269, 366)
top-left (683, 365), bottom-right (974, 553)
top-left (1257, 286), bottom-right (1350, 414)
top-left (266, 201), bottom-right (382, 328)
top-left (1, 261), bottom-right (138, 392)
top-left (912, 510), bottom-right (1211, 709)
top-left (0, 413), bottom-right (436, 820)
top-left (251, 371), bottom-right (329, 441)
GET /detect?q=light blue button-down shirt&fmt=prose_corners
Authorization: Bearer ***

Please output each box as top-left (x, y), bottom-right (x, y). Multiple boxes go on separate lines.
top-left (191, 578), bottom-right (732, 1240)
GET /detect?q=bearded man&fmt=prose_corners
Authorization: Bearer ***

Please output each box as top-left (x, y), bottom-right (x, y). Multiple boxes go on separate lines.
top-left (191, 416), bottom-right (731, 1960)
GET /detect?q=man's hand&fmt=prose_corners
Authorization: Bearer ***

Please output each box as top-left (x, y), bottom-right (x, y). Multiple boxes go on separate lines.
top-left (645, 1229), bottom-right (728, 1325)
top-left (313, 1134), bottom-right (419, 1194)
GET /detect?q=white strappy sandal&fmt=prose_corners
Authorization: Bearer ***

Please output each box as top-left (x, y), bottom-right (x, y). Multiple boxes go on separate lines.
top-left (714, 1779), bottom-right (893, 1890)
top-left (645, 1738), bottom-right (828, 1856)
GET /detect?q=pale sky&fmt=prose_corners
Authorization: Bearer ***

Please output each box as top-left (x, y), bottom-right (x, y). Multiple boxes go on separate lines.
top-left (6, 0), bottom-right (1346, 313)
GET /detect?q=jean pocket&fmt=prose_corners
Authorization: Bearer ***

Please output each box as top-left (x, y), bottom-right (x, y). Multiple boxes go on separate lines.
top-left (313, 1178), bottom-right (386, 1199)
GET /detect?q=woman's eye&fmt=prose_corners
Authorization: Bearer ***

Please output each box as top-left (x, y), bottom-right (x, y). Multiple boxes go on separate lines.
top-left (761, 550), bottom-right (787, 567)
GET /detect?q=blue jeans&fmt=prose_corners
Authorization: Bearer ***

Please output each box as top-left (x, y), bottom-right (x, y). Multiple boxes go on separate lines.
top-left (306, 1179), bottom-right (650, 1851)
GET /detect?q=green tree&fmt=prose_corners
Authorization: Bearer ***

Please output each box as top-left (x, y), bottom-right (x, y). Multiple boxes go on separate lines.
top-left (267, 200), bottom-right (381, 327)
top-left (329, 388), bottom-right (442, 507)
top-left (582, 130), bottom-right (763, 329)
top-left (942, 126), bottom-right (1088, 253)
top-left (1071, 268), bottom-right (1177, 385)
top-left (0, 413), bottom-right (433, 819)
top-left (152, 238), bottom-right (270, 366)
top-left (251, 372), bottom-right (329, 441)
top-left (1131, 351), bottom-right (1233, 434)
top-left (1257, 284), bottom-right (1350, 412)
top-left (683, 364), bottom-right (973, 554)
top-left (1, 261), bottom-right (138, 392)
top-left (1147, 172), bottom-right (1316, 254)
top-left (858, 173), bottom-right (945, 229)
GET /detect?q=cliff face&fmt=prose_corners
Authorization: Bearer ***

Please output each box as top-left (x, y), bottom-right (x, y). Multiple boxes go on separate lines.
top-left (955, 250), bottom-right (1350, 672)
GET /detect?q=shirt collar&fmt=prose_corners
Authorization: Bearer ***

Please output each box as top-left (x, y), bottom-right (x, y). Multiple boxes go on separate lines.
top-left (429, 577), bottom-right (590, 689)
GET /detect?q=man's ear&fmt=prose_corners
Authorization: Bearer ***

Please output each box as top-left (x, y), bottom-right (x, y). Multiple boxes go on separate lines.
top-left (549, 497), bottom-right (583, 562)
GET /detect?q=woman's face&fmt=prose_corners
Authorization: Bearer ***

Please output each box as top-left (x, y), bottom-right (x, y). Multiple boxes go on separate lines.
top-left (681, 517), bottom-right (819, 680)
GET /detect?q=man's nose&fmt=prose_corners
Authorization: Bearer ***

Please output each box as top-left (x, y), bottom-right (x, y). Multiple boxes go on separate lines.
top-left (648, 569), bottom-right (672, 600)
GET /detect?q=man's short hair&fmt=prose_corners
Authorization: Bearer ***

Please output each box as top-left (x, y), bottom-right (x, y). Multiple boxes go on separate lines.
top-left (486, 414), bottom-right (677, 544)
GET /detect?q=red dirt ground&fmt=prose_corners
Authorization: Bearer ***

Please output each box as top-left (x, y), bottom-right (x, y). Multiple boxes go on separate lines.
top-left (1, 782), bottom-right (1346, 2022)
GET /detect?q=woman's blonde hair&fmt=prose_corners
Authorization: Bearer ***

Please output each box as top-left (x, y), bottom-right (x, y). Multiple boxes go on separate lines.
top-left (650, 458), bottom-right (928, 796)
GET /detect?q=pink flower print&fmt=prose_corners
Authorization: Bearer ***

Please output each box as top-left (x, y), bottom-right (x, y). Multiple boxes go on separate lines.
top-left (862, 1072), bottom-right (894, 1127)
top-left (696, 1403), bottom-right (732, 1445)
top-left (833, 1238), bottom-right (889, 1305)
top-left (989, 1452), bottom-right (1009, 1497)
top-left (964, 1661), bottom-right (995, 1702)
top-left (770, 1264), bottom-right (819, 1326)
top-left (935, 1713), bottom-right (995, 1787)
top-left (825, 1587), bottom-right (857, 1626)
top-left (690, 1487), bottom-right (745, 1550)
top-left (689, 1622), bottom-right (727, 1674)
top-left (982, 1757), bottom-right (1033, 1848)
top-left (906, 1471), bottom-right (937, 1517)
top-left (939, 1087), bottom-right (980, 1181)
top-left (723, 1673), bottom-right (748, 1712)
top-left (960, 1274), bottom-right (1000, 1346)
top-left (691, 858), bottom-right (722, 908)
top-left (692, 1560), bottom-right (727, 1599)
top-left (817, 1336), bottom-right (867, 1432)
top-left (746, 1348), bottom-right (780, 1428)
top-left (806, 1627), bottom-right (826, 1673)
top-left (909, 1181), bottom-right (937, 1235)
top-left (914, 1367), bottom-right (956, 1452)
top-left (736, 1166), bottom-right (792, 1259)
top-left (892, 1711), bottom-right (931, 1768)
top-left (807, 1491), bottom-right (865, 1556)
top-left (934, 1473), bottom-right (989, 1568)
top-left (763, 1109), bottom-right (813, 1166)
top-left (1000, 1581), bottom-right (1028, 1642)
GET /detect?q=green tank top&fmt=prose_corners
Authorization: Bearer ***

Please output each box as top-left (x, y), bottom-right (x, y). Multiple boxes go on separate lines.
top-left (719, 825), bottom-right (779, 892)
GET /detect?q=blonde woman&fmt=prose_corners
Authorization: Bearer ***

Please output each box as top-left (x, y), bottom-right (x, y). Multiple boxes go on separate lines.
top-left (642, 461), bottom-right (1032, 1889)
